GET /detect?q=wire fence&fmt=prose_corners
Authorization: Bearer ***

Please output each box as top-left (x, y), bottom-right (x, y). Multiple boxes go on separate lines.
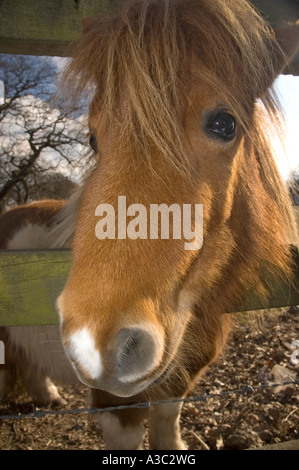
top-left (0, 379), bottom-right (298, 422)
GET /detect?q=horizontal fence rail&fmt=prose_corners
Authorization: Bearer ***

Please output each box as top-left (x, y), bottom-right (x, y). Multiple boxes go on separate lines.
top-left (0, 0), bottom-right (298, 63)
top-left (0, 247), bottom-right (298, 326)
top-left (0, 249), bottom-right (71, 326)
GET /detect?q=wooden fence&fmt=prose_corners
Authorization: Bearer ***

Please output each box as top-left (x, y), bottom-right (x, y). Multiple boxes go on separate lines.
top-left (0, 247), bottom-right (298, 327)
top-left (0, 250), bottom-right (71, 326)
top-left (0, 0), bottom-right (299, 73)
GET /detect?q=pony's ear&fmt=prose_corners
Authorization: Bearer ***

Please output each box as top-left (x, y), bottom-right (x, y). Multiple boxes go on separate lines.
top-left (274, 21), bottom-right (299, 75)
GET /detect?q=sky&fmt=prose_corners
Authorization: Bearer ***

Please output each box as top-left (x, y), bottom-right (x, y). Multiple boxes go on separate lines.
top-left (272, 74), bottom-right (299, 180)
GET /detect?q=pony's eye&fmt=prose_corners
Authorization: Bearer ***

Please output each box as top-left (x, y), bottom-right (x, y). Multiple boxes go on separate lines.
top-left (205, 112), bottom-right (237, 142)
top-left (89, 132), bottom-right (98, 153)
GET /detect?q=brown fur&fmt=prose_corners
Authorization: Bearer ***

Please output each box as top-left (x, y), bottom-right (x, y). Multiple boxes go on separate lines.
top-left (0, 200), bottom-right (66, 248)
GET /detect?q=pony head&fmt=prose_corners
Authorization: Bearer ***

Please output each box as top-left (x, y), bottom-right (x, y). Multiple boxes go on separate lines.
top-left (57, 0), bottom-right (297, 397)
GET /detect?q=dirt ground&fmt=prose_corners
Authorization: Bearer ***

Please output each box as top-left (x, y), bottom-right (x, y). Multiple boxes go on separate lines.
top-left (0, 308), bottom-right (298, 450)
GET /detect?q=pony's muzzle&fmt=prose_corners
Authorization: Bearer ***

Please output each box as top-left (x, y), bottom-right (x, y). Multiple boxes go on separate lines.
top-left (62, 323), bottom-right (164, 396)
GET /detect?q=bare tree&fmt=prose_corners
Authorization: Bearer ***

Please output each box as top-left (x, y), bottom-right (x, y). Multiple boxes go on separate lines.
top-left (0, 54), bottom-right (89, 209)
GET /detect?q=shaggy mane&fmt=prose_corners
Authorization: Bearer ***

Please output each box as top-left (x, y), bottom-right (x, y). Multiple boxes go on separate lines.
top-left (63, 0), bottom-right (283, 169)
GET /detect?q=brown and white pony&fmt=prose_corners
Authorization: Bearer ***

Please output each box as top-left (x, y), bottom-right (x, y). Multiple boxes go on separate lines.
top-left (0, 0), bottom-right (299, 450)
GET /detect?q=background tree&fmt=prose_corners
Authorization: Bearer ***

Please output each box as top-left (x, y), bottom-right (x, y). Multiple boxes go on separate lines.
top-left (0, 54), bottom-right (89, 210)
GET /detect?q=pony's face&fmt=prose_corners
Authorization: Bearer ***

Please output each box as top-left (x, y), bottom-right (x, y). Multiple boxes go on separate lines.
top-left (56, 0), bottom-right (295, 398)
top-left (57, 82), bottom-right (244, 397)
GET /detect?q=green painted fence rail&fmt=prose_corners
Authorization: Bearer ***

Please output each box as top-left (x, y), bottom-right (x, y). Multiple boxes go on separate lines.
top-left (0, 0), bottom-right (121, 57)
top-left (0, 248), bottom-right (298, 327)
top-left (0, 250), bottom-right (72, 326)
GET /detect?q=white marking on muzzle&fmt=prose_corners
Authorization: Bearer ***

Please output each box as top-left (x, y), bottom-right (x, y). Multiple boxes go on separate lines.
top-left (67, 327), bottom-right (102, 380)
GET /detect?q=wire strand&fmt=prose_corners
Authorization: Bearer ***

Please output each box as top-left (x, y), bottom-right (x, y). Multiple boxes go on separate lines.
top-left (0, 380), bottom-right (298, 421)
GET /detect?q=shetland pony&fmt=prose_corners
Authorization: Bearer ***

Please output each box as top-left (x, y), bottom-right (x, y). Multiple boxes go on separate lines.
top-left (1, 0), bottom-right (299, 450)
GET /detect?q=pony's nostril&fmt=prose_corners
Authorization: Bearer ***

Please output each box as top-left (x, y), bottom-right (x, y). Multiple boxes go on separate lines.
top-left (115, 327), bottom-right (163, 383)
top-left (117, 329), bottom-right (142, 362)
